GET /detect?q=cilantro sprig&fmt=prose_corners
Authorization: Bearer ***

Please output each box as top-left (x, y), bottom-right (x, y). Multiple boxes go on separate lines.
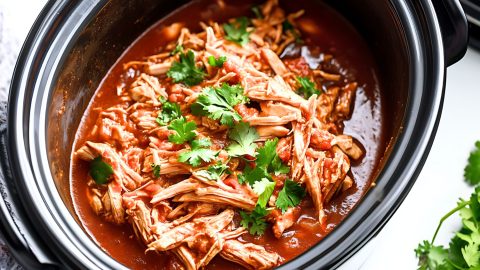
top-left (178, 138), bottom-right (218, 167)
top-left (156, 101), bottom-right (182, 126)
top-left (240, 205), bottom-right (269, 236)
top-left (296, 76), bottom-right (321, 98)
top-left (415, 141), bottom-right (480, 269)
top-left (465, 141), bottom-right (480, 186)
top-left (276, 179), bottom-right (306, 213)
top-left (89, 157), bottom-right (114, 184)
top-left (226, 122), bottom-right (259, 157)
top-left (167, 50), bottom-right (206, 86)
top-left (167, 117), bottom-right (197, 144)
top-left (170, 44), bottom-right (183, 56)
top-left (223, 17), bottom-right (250, 46)
top-left (196, 162), bottom-right (229, 181)
top-left (252, 178), bottom-right (275, 208)
top-left (238, 138), bottom-right (289, 185)
top-left (191, 83), bottom-right (248, 127)
top-left (208, 56), bottom-right (227, 68)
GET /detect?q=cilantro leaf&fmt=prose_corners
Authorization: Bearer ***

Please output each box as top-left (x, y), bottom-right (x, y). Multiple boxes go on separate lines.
top-left (275, 179), bottom-right (306, 213)
top-left (415, 141), bottom-right (480, 270)
top-left (168, 117), bottom-right (197, 144)
top-left (156, 101), bottom-right (182, 126)
top-left (195, 162), bottom-right (229, 181)
top-left (257, 138), bottom-right (290, 175)
top-left (191, 83), bottom-right (247, 127)
top-left (178, 138), bottom-right (218, 167)
top-left (239, 205), bottom-right (269, 236)
top-left (296, 76), bottom-right (321, 98)
top-left (208, 55), bottom-right (227, 67)
top-left (238, 165), bottom-right (270, 186)
top-left (170, 44), bottom-right (184, 56)
top-left (223, 17), bottom-right (250, 46)
top-left (465, 141), bottom-right (480, 186)
top-left (151, 163), bottom-right (161, 178)
top-left (226, 122), bottom-right (259, 157)
top-left (237, 138), bottom-right (288, 187)
top-left (252, 178), bottom-right (275, 208)
top-left (167, 50), bottom-right (206, 86)
top-left (89, 157), bottom-right (114, 184)
top-left (415, 241), bottom-right (449, 270)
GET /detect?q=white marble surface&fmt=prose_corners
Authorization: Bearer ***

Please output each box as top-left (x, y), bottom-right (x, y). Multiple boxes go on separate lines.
top-left (1, 1), bottom-right (480, 269)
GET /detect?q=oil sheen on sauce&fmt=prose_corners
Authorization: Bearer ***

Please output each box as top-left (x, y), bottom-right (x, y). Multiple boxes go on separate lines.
top-left (70, 0), bottom-right (385, 269)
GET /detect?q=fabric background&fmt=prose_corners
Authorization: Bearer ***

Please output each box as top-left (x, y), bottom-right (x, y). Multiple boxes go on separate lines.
top-left (0, 0), bottom-right (47, 268)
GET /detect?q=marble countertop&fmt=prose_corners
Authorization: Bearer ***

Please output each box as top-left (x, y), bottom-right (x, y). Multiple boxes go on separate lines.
top-left (1, 1), bottom-right (480, 269)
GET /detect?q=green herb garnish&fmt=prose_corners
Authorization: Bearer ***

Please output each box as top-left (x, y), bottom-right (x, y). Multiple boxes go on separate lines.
top-left (89, 157), bottom-right (114, 184)
top-left (167, 117), bottom-right (197, 144)
top-left (208, 55), bottom-right (227, 67)
top-left (156, 101), bottom-right (182, 126)
top-left (296, 76), bottom-right (321, 98)
top-left (178, 138), bottom-right (218, 167)
top-left (223, 17), bottom-right (250, 46)
top-left (167, 50), bottom-right (206, 86)
top-left (191, 83), bottom-right (248, 127)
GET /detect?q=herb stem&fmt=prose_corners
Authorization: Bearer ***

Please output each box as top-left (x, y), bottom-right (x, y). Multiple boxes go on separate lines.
top-left (431, 200), bottom-right (469, 244)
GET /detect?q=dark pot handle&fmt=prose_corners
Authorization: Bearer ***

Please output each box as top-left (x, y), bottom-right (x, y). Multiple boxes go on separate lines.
top-left (432, 0), bottom-right (469, 66)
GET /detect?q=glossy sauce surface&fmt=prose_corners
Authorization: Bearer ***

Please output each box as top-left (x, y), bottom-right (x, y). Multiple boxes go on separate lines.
top-left (70, 0), bottom-right (386, 268)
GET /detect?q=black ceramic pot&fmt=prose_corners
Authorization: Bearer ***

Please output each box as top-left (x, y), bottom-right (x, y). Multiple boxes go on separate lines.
top-left (0, 0), bottom-right (468, 269)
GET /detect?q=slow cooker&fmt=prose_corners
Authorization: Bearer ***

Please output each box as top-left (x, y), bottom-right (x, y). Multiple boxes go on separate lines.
top-left (0, 0), bottom-right (468, 269)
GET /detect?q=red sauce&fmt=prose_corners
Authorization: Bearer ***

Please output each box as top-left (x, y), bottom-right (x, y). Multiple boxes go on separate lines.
top-left (70, 0), bottom-right (386, 269)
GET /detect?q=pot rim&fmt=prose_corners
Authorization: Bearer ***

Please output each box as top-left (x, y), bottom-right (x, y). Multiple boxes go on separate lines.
top-left (3, 0), bottom-right (446, 269)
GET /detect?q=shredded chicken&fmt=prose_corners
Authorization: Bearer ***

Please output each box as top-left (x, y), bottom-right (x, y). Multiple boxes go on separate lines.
top-left (74, 0), bottom-right (365, 268)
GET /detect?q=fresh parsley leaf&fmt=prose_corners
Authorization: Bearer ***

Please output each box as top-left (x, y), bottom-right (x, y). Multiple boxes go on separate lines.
top-left (196, 162), bottom-right (229, 181)
top-left (223, 17), bottom-right (250, 46)
top-left (296, 76), bottom-right (321, 98)
top-left (191, 83), bottom-right (247, 127)
top-left (170, 44), bottom-right (184, 56)
top-left (156, 101), bottom-right (182, 126)
top-left (275, 179), bottom-right (306, 213)
top-left (465, 141), bottom-right (480, 186)
top-left (252, 178), bottom-right (275, 208)
top-left (151, 163), bottom-right (161, 178)
top-left (167, 50), bottom-right (206, 86)
top-left (251, 5), bottom-right (263, 19)
top-left (178, 138), bottom-right (218, 167)
top-left (168, 117), bottom-right (197, 144)
top-left (256, 138), bottom-right (290, 175)
top-left (239, 205), bottom-right (269, 236)
top-left (226, 122), bottom-right (259, 157)
top-left (208, 55), bottom-right (227, 67)
top-left (89, 157), bottom-right (114, 184)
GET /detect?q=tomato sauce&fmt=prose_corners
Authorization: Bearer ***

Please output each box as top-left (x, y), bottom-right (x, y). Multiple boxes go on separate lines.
top-left (70, 0), bottom-right (386, 269)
